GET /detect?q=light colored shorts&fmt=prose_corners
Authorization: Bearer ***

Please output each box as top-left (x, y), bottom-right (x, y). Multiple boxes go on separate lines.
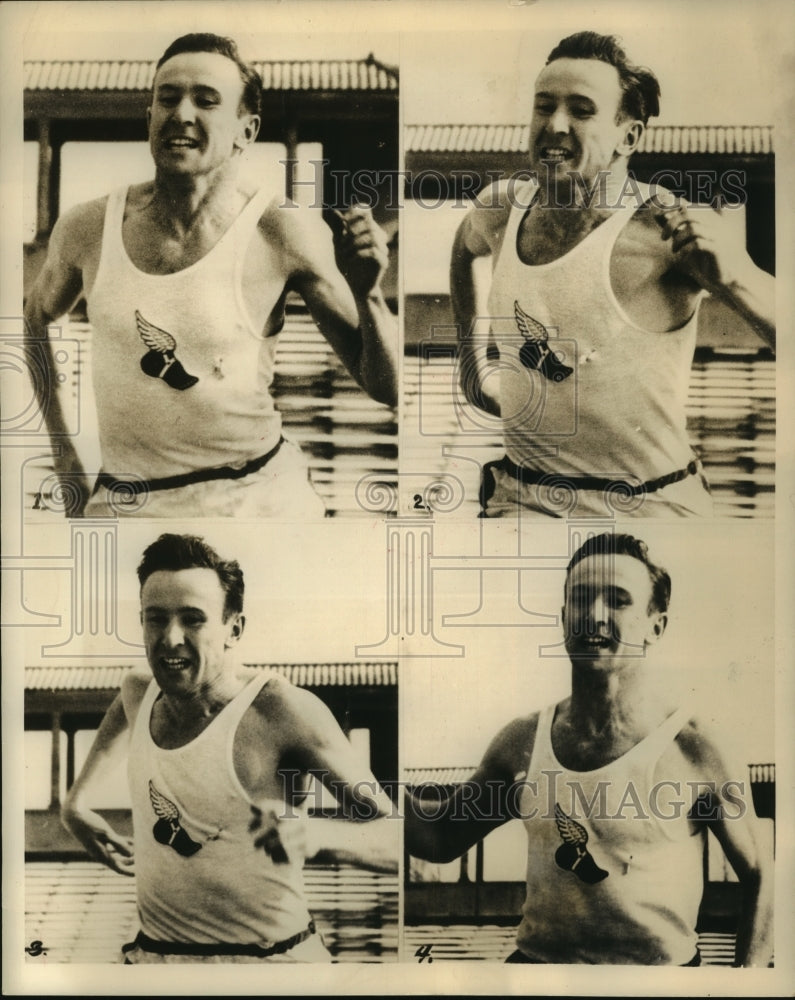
top-left (84, 438), bottom-right (326, 519)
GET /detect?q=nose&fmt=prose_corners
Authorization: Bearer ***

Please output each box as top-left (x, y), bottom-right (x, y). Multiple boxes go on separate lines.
top-left (549, 106), bottom-right (570, 135)
top-left (172, 95), bottom-right (195, 123)
top-left (163, 617), bottom-right (186, 649)
top-left (576, 592), bottom-right (607, 635)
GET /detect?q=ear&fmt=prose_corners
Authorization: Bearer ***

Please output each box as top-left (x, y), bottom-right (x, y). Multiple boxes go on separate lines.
top-left (146, 106), bottom-right (152, 132)
top-left (234, 114), bottom-right (261, 152)
top-left (646, 611), bottom-right (667, 645)
top-left (616, 120), bottom-right (643, 157)
top-left (225, 613), bottom-right (246, 647)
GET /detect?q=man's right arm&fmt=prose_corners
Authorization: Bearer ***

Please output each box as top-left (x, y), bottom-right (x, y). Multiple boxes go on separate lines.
top-left (450, 184), bottom-right (510, 418)
top-left (61, 673), bottom-right (148, 875)
top-left (24, 206), bottom-right (93, 516)
top-left (405, 715), bottom-right (536, 865)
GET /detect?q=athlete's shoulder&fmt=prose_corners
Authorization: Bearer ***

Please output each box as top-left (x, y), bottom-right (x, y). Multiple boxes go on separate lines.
top-left (49, 196), bottom-right (108, 261)
top-left (257, 196), bottom-right (332, 271)
top-left (250, 672), bottom-right (325, 722)
top-left (259, 195), bottom-right (321, 239)
top-left (460, 178), bottom-right (531, 255)
top-left (467, 178), bottom-right (518, 226)
top-left (474, 177), bottom-right (534, 211)
top-left (482, 711), bottom-right (542, 782)
top-left (119, 668), bottom-right (152, 723)
top-left (672, 712), bottom-right (741, 779)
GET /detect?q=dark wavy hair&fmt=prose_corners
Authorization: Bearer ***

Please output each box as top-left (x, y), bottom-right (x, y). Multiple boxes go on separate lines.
top-left (155, 33), bottom-right (262, 117)
top-left (137, 533), bottom-right (245, 620)
top-left (546, 31), bottom-right (661, 125)
top-left (566, 532), bottom-right (671, 614)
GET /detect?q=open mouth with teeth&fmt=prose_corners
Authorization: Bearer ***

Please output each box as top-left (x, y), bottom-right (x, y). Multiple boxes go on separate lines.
top-left (538, 147), bottom-right (574, 163)
top-left (161, 656), bottom-right (191, 671)
top-left (164, 137), bottom-right (200, 151)
top-left (573, 635), bottom-right (614, 653)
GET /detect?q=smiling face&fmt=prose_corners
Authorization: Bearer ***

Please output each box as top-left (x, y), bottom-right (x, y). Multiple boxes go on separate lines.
top-left (141, 567), bottom-right (244, 697)
top-left (562, 553), bottom-right (666, 669)
top-left (148, 50), bottom-right (259, 177)
top-left (529, 57), bottom-right (641, 191)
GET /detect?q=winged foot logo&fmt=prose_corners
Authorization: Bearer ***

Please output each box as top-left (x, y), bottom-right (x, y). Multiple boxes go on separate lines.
top-left (136, 310), bottom-right (199, 390)
top-left (514, 301), bottom-right (574, 383)
top-left (149, 779), bottom-right (203, 857)
top-left (554, 803), bottom-right (609, 884)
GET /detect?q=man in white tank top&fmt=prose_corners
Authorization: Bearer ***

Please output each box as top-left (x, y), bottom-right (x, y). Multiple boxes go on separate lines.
top-left (451, 31), bottom-right (775, 518)
top-left (405, 532), bottom-right (773, 966)
top-left (62, 534), bottom-right (397, 962)
top-left (24, 33), bottom-right (397, 519)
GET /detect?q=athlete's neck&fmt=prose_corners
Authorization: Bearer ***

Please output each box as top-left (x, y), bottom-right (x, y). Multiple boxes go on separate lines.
top-left (150, 162), bottom-right (245, 235)
top-left (535, 163), bottom-right (636, 213)
top-left (159, 667), bottom-right (249, 726)
top-left (566, 665), bottom-right (669, 743)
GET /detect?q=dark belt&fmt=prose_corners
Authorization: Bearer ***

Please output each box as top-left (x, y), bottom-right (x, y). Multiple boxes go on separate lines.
top-left (92, 436), bottom-right (285, 497)
top-left (121, 919), bottom-right (316, 959)
top-left (496, 456), bottom-right (702, 497)
top-left (504, 948), bottom-right (701, 966)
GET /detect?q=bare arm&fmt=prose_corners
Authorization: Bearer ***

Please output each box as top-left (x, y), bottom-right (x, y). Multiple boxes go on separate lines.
top-left (654, 198), bottom-right (775, 350)
top-left (678, 720), bottom-right (774, 967)
top-left (249, 684), bottom-right (398, 874)
top-left (280, 204), bottom-right (397, 407)
top-left (405, 715), bottom-right (536, 865)
top-left (23, 207), bottom-right (93, 515)
top-left (61, 681), bottom-right (144, 875)
top-left (450, 187), bottom-right (510, 417)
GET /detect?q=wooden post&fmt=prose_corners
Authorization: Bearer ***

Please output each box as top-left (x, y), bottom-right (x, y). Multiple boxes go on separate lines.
top-left (35, 119), bottom-right (59, 240)
top-left (50, 711), bottom-right (62, 809)
top-left (284, 121), bottom-right (298, 202)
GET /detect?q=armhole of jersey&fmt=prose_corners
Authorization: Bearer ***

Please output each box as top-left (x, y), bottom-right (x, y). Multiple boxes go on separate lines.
top-left (234, 187), bottom-right (279, 339)
top-left (526, 704), bottom-right (554, 779)
top-left (646, 707), bottom-right (696, 841)
top-left (89, 187), bottom-right (127, 300)
top-left (226, 671), bottom-right (275, 804)
top-left (127, 677), bottom-right (158, 745)
top-left (495, 185), bottom-right (533, 274)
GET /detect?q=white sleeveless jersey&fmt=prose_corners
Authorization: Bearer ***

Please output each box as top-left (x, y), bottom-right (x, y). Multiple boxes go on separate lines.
top-left (487, 183), bottom-right (701, 483)
top-left (515, 704), bottom-right (704, 965)
top-left (129, 674), bottom-right (313, 945)
top-left (86, 186), bottom-right (284, 480)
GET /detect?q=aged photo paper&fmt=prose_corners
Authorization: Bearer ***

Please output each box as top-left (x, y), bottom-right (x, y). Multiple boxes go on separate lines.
top-left (2, 0), bottom-right (794, 996)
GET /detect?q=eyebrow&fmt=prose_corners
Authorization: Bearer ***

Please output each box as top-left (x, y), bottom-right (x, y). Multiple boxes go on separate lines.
top-left (155, 83), bottom-right (223, 98)
top-left (142, 605), bottom-right (208, 615)
top-left (535, 90), bottom-right (597, 104)
top-left (568, 584), bottom-right (632, 599)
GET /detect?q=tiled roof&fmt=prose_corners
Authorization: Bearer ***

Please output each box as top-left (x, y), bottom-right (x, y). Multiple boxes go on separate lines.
top-left (404, 766), bottom-right (475, 785)
top-left (405, 123), bottom-right (774, 156)
top-left (25, 664), bottom-right (133, 692)
top-left (406, 124), bottom-right (531, 154)
top-left (24, 56), bottom-right (398, 93)
top-left (25, 661), bottom-right (397, 691)
top-left (256, 662), bottom-right (398, 686)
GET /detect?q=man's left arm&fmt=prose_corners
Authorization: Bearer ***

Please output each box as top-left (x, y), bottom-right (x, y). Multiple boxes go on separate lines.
top-left (251, 684), bottom-right (398, 874)
top-left (282, 204), bottom-right (397, 407)
top-left (679, 720), bottom-right (774, 967)
top-left (655, 198), bottom-right (775, 350)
